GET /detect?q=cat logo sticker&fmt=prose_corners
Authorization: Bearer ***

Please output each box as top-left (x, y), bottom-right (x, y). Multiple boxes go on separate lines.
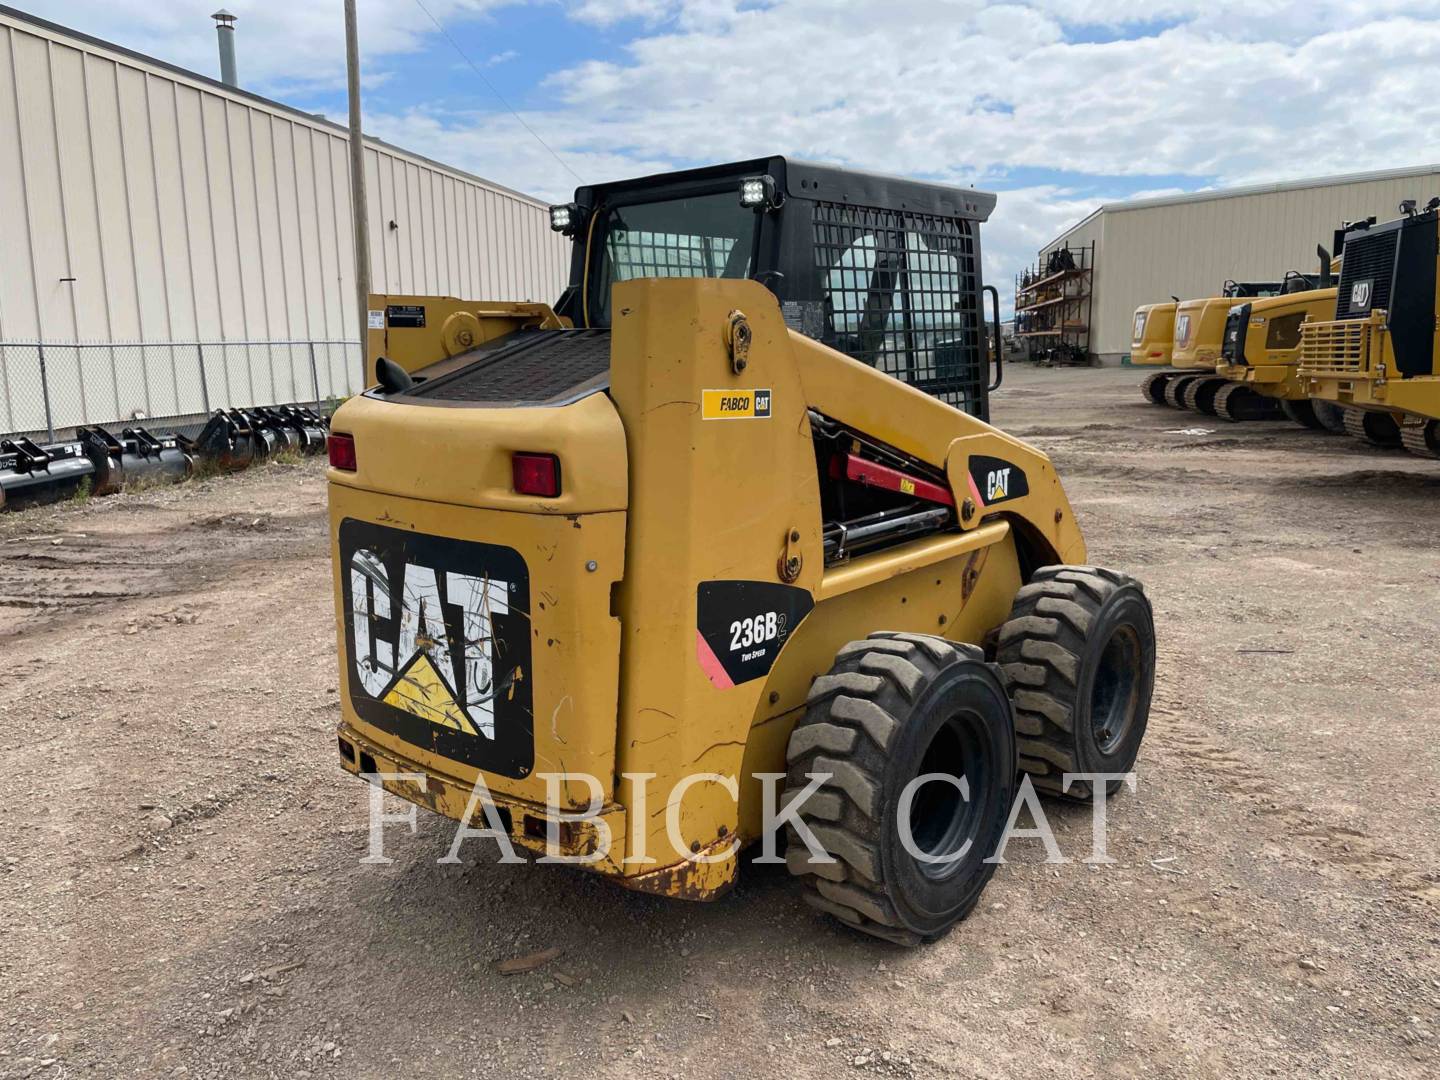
top-left (339, 520), bottom-right (534, 777)
top-left (702, 388), bottom-right (772, 419)
top-left (987, 467), bottom-right (1011, 501)
top-left (965, 454), bottom-right (1029, 508)
top-left (1350, 279), bottom-right (1373, 311)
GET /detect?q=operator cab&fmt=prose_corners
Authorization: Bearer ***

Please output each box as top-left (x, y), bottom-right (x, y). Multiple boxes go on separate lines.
top-left (550, 157), bottom-right (1000, 420)
top-left (1222, 280), bottom-right (1284, 298)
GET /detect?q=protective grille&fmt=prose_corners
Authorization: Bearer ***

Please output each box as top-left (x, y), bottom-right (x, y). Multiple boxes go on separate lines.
top-left (1298, 317), bottom-right (1378, 377)
top-left (811, 202), bottom-right (984, 415)
top-left (1336, 229), bottom-right (1397, 319)
top-left (410, 330), bottom-right (611, 405)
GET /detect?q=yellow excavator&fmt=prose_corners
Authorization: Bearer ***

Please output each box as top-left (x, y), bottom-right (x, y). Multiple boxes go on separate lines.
top-left (1137, 282), bottom-right (1281, 407)
top-left (327, 157), bottom-right (1158, 945)
top-left (1205, 256), bottom-right (1339, 425)
top-left (1131, 301), bottom-right (1177, 374)
top-left (1300, 200), bottom-right (1440, 457)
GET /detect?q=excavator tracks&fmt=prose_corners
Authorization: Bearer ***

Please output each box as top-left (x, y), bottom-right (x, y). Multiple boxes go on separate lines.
top-left (1214, 383), bottom-right (1282, 422)
top-left (1400, 417), bottom-right (1440, 458)
top-left (1342, 408), bottom-right (1403, 448)
top-left (1163, 374), bottom-right (1203, 408)
top-left (1181, 377), bottom-right (1226, 416)
top-left (1140, 371), bottom-right (1173, 405)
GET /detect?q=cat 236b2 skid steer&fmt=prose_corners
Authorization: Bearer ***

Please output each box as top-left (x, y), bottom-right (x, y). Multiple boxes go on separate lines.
top-left (327, 158), bottom-right (1156, 945)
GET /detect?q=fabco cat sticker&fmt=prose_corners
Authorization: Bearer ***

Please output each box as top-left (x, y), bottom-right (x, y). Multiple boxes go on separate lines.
top-left (339, 519), bottom-right (533, 777)
top-left (965, 455), bottom-right (1029, 508)
top-left (702, 388), bottom-right (772, 420)
top-left (695, 580), bottom-right (814, 688)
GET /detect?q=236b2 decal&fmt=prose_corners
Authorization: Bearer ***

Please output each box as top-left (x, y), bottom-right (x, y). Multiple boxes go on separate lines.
top-left (696, 580), bottom-right (814, 689)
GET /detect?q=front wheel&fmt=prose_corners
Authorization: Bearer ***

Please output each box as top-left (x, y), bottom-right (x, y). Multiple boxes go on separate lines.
top-left (783, 634), bottom-right (1016, 945)
top-left (997, 566), bottom-right (1156, 800)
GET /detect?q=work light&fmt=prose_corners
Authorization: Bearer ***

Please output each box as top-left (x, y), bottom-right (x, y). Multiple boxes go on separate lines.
top-left (549, 203), bottom-right (581, 235)
top-left (739, 175), bottom-right (780, 210)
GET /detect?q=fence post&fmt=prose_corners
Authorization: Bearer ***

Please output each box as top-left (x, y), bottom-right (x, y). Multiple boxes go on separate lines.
top-left (37, 342), bottom-right (56, 442)
top-left (308, 341), bottom-right (321, 404)
top-left (196, 342), bottom-right (211, 413)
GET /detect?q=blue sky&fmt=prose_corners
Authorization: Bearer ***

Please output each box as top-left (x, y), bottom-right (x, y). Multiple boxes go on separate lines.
top-left (26, 0), bottom-right (1440, 288)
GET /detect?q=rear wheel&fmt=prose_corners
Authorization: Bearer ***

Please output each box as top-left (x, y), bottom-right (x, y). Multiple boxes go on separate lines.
top-left (783, 634), bottom-right (1016, 945)
top-left (1342, 408), bottom-right (1403, 448)
top-left (1311, 400), bottom-right (1349, 433)
top-left (996, 566), bottom-right (1155, 800)
top-left (1280, 399), bottom-right (1325, 430)
top-left (1400, 417), bottom-right (1440, 459)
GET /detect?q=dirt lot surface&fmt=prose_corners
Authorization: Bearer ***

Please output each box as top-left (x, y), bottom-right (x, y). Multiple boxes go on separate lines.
top-left (2, 365), bottom-right (1438, 1079)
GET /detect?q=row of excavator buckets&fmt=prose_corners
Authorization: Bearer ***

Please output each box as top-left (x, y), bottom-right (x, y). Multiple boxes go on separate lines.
top-left (0, 405), bottom-right (330, 511)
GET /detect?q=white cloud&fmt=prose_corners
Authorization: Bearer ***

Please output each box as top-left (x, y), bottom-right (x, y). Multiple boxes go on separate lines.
top-left (27, 0), bottom-right (515, 96)
top-left (347, 0), bottom-right (1440, 293)
top-left (24, 0), bottom-right (1440, 298)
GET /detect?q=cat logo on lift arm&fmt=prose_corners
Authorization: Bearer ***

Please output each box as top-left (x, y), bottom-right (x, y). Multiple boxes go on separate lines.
top-left (965, 454), bottom-right (1029, 509)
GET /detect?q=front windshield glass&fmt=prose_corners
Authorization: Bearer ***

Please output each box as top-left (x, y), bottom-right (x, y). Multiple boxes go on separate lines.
top-left (590, 190), bottom-right (760, 324)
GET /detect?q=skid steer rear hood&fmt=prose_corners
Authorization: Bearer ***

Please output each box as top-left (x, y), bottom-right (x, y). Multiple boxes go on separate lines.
top-left (327, 390), bottom-right (628, 807)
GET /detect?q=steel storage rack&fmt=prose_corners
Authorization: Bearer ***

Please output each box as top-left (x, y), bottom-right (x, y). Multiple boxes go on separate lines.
top-left (1013, 242), bottom-right (1095, 365)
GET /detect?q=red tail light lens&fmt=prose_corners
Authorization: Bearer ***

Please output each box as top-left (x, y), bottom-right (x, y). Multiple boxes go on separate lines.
top-left (512, 452), bottom-right (560, 497)
top-left (328, 432), bottom-right (357, 471)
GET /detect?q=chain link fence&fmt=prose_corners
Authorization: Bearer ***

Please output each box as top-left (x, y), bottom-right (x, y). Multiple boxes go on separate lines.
top-left (0, 339), bottom-right (365, 441)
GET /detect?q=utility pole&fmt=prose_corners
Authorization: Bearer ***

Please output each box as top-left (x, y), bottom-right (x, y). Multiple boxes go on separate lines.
top-left (344, 0), bottom-right (372, 384)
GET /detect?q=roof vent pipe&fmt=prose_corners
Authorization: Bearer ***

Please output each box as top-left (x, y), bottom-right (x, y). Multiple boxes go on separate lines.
top-left (212, 10), bottom-right (238, 88)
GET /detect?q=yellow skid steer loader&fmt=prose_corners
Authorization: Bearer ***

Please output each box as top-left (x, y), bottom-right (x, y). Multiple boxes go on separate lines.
top-left (327, 158), bottom-right (1156, 944)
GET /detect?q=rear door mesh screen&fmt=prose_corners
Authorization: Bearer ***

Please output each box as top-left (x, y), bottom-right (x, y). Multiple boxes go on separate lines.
top-left (812, 202), bottom-right (984, 415)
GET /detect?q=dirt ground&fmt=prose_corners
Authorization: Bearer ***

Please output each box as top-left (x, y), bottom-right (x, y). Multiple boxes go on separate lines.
top-left (2, 364), bottom-right (1438, 1080)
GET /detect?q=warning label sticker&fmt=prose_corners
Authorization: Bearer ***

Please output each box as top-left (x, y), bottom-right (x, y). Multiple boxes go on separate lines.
top-left (701, 388), bottom-right (772, 420)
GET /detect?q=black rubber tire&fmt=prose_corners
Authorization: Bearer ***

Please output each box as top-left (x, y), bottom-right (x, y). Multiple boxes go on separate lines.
top-left (783, 633), bottom-right (1017, 946)
top-left (1182, 377), bottom-right (1224, 416)
top-left (996, 566), bottom-right (1156, 801)
top-left (1140, 372), bottom-right (1173, 405)
top-left (1400, 417), bottom-right (1440, 459)
top-left (1311, 400), bottom-right (1349, 434)
top-left (1342, 408), bottom-right (1403, 447)
top-left (1163, 374), bottom-right (1201, 408)
top-left (1280, 399), bottom-right (1326, 430)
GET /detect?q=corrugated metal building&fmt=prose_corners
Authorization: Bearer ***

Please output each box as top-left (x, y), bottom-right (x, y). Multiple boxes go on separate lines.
top-left (1039, 164), bottom-right (1440, 362)
top-left (0, 5), bottom-right (569, 436)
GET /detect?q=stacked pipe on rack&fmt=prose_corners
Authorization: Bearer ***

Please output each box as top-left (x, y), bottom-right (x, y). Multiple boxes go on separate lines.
top-left (0, 405), bottom-right (331, 511)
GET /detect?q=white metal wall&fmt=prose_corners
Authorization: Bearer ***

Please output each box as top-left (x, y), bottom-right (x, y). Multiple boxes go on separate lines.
top-left (1043, 168), bottom-right (1440, 360)
top-left (0, 8), bottom-right (569, 433)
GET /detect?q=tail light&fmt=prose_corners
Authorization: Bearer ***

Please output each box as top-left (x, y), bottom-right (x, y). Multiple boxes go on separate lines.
top-left (512, 452), bottom-right (560, 497)
top-left (328, 432), bottom-right (357, 471)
